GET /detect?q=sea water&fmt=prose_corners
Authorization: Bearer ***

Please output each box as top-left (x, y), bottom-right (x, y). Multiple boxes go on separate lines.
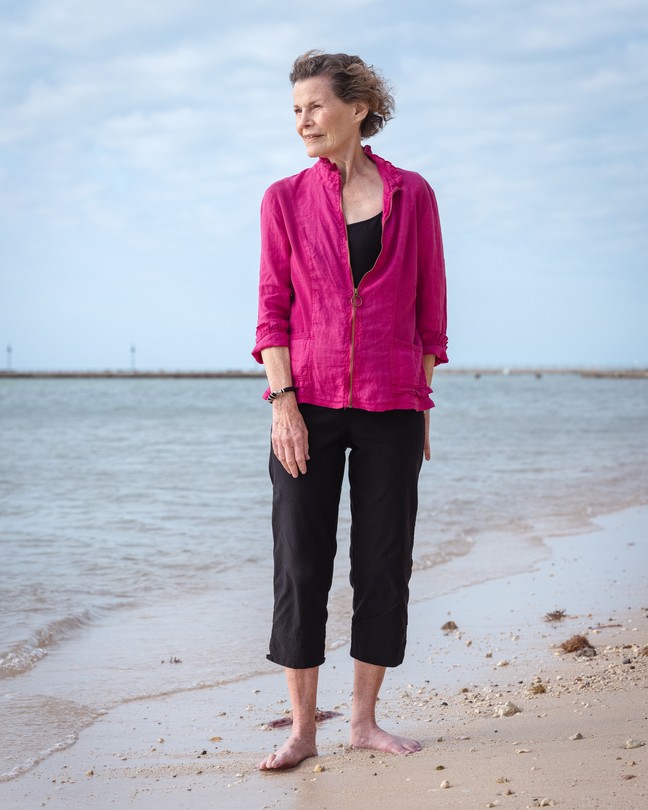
top-left (1, 373), bottom-right (647, 779)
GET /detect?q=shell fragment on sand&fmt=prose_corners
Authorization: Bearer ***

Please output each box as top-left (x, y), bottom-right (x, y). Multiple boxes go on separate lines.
top-left (494, 701), bottom-right (522, 717)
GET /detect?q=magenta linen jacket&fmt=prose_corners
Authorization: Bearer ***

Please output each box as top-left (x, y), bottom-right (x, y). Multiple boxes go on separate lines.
top-left (252, 146), bottom-right (448, 412)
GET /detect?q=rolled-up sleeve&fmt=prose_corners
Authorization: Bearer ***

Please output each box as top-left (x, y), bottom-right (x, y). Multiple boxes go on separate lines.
top-left (416, 181), bottom-right (448, 365)
top-left (251, 188), bottom-right (292, 364)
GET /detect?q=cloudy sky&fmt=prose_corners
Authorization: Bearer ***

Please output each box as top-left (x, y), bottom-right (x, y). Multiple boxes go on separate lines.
top-left (1, 0), bottom-right (646, 371)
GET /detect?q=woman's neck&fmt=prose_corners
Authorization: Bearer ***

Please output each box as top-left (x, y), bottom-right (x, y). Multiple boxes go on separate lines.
top-left (330, 142), bottom-right (372, 185)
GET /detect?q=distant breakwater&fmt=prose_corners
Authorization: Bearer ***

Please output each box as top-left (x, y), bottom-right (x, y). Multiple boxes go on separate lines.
top-left (1, 369), bottom-right (646, 380)
top-left (0, 370), bottom-right (266, 379)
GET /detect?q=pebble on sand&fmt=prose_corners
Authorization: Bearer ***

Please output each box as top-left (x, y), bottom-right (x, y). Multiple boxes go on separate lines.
top-left (569, 732), bottom-right (584, 740)
top-left (494, 701), bottom-right (522, 717)
top-left (624, 739), bottom-right (645, 749)
top-left (440, 779), bottom-right (450, 789)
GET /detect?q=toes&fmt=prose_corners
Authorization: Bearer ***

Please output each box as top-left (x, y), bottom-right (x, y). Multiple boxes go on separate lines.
top-left (351, 729), bottom-right (422, 755)
top-left (398, 739), bottom-right (420, 754)
top-left (258, 753), bottom-right (277, 770)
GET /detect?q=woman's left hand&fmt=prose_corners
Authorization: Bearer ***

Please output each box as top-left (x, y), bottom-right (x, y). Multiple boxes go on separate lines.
top-left (422, 355), bottom-right (436, 462)
top-left (424, 410), bottom-right (431, 461)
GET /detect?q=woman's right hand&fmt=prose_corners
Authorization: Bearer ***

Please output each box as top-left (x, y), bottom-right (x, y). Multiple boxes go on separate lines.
top-left (271, 395), bottom-right (310, 477)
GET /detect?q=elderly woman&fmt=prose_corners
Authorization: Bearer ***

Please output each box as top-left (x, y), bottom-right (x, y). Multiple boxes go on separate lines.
top-left (253, 51), bottom-right (448, 770)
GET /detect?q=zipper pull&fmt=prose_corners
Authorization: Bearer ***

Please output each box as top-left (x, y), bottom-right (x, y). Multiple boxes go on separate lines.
top-left (351, 289), bottom-right (363, 308)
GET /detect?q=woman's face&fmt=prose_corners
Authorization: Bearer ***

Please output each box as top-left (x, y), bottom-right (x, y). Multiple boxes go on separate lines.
top-left (293, 75), bottom-right (367, 160)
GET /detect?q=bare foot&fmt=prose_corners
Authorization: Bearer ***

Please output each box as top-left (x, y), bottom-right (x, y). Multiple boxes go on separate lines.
top-left (350, 722), bottom-right (422, 754)
top-left (258, 734), bottom-right (318, 771)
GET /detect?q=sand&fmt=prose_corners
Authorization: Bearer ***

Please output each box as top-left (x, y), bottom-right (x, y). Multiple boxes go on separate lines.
top-left (2, 506), bottom-right (646, 809)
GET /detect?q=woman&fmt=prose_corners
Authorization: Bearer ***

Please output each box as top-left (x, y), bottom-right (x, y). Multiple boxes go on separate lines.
top-left (253, 51), bottom-right (448, 770)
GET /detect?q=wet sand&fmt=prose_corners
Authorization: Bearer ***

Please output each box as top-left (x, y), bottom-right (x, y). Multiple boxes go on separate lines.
top-left (1, 507), bottom-right (646, 809)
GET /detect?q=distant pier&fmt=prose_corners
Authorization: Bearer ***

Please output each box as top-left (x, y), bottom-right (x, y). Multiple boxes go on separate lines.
top-left (0, 370), bottom-right (266, 379)
top-left (1, 369), bottom-right (646, 380)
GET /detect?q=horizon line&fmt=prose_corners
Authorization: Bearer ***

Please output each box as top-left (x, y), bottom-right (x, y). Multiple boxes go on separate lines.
top-left (1, 367), bottom-right (647, 380)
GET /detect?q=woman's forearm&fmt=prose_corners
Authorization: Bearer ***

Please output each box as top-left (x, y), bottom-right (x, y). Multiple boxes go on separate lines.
top-left (423, 354), bottom-right (437, 387)
top-left (261, 347), bottom-right (294, 391)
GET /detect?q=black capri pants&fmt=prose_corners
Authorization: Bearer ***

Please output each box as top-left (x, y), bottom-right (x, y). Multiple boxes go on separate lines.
top-left (267, 404), bottom-right (425, 669)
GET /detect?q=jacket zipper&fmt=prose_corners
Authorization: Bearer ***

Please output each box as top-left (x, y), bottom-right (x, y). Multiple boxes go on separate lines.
top-left (348, 287), bottom-right (361, 407)
top-left (345, 191), bottom-right (395, 408)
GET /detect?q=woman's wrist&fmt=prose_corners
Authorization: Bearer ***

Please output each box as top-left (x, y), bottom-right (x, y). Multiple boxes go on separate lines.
top-left (268, 386), bottom-right (297, 403)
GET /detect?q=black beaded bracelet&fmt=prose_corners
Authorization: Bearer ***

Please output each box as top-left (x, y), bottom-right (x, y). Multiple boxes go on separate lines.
top-left (267, 386), bottom-right (297, 403)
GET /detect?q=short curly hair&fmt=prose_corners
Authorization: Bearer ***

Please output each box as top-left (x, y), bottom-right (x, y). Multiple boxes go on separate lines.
top-left (289, 50), bottom-right (395, 139)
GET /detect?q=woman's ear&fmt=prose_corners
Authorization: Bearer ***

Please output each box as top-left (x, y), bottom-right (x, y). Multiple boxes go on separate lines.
top-left (354, 101), bottom-right (370, 122)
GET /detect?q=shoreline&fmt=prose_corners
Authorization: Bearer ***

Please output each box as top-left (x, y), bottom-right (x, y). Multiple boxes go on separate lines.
top-left (1, 506), bottom-right (646, 809)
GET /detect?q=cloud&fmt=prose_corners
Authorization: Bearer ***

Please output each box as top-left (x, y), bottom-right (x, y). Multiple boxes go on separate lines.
top-left (388, 4), bottom-right (648, 262)
top-left (2, 0), bottom-right (206, 49)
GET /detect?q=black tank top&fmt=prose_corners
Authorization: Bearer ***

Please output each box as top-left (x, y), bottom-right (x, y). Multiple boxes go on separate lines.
top-left (347, 211), bottom-right (382, 289)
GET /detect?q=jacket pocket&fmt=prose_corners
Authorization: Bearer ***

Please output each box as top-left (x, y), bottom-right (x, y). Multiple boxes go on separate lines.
top-left (289, 332), bottom-right (313, 384)
top-left (392, 338), bottom-right (427, 391)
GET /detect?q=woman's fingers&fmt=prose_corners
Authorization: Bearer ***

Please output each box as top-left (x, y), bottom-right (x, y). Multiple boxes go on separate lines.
top-left (277, 444), bottom-right (306, 477)
top-left (283, 432), bottom-right (309, 477)
top-left (272, 407), bottom-right (309, 477)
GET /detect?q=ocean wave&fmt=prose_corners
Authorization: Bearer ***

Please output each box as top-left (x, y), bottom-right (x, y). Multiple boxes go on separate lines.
top-left (0, 609), bottom-right (98, 680)
top-left (0, 731), bottom-right (79, 782)
top-left (413, 536), bottom-right (475, 572)
top-left (0, 694), bottom-right (101, 783)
